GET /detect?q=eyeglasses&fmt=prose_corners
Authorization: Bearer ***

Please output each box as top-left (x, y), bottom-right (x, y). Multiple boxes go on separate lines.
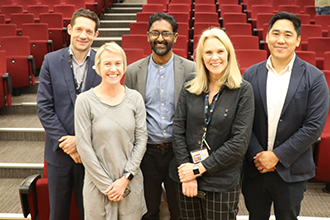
top-left (148, 31), bottom-right (174, 40)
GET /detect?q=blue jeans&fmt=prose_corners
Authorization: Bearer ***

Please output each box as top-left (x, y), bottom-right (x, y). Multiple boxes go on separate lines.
top-left (316, 6), bottom-right (330, 15)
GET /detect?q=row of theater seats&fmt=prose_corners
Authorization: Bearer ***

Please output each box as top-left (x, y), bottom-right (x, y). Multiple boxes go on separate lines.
top-left (0, 0), bottom-right (119, 103)
top-left (122, 0), bottom-right (330, 73)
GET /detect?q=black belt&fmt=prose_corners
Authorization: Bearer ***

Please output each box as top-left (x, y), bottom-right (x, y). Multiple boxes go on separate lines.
top-left (147, 142), bottom-right (172, 150)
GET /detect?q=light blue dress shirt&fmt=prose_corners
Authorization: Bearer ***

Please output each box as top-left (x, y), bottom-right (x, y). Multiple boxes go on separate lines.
top-left (145, 55), bottom-right (175, 144)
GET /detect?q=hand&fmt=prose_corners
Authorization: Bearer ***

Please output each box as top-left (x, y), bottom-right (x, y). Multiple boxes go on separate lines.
top-left (69, 152), bottom-right (82, 164)
top-left (254, 151), bottom-right (279, 173)
top-left (59, 135), bottom-right (76, 155)
top-left (182, 179), bottom-right (198, 197)
top-left (178, 163), bottom-right (196, 183)
top-left (106, 176), bottom-right (130, 202)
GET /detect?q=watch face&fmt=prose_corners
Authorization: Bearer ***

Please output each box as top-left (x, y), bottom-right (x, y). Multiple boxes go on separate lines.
top-left (193, 167), bottom-right (200, 175)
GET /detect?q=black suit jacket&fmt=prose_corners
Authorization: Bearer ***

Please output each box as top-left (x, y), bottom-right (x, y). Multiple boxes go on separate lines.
top-left (243, 56), bottom-right (329, 182)
top-left (37, 48), bottom-right (101, 167)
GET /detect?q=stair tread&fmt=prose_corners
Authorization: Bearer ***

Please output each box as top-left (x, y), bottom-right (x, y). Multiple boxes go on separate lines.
top-left (0, 114), bottom-right (42, 128)
top-left (0, 141), bottom-right (44, 164)
top-left (0, 178), bottom-right (26, 213)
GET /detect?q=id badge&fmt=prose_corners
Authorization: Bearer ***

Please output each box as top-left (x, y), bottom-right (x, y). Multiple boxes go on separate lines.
top-left (190, 148), bottom-right (209, 163)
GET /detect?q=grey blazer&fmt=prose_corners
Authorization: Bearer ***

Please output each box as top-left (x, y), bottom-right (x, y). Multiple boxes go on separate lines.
top-left (124, 54), bottom-right (196, 107)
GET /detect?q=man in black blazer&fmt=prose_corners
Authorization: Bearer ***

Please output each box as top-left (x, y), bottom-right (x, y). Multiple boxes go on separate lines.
top-left (37, 9), bottom-right (101, 220)
top-left (242, 12), bottom-right (329, 220)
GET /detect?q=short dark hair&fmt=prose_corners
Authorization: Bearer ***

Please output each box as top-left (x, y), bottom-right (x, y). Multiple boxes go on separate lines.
top-left (148, 12), bottom-right (178, 33)
top-left (70, 8), bottom-right (100, 32)
top-left (268, 11), bottom-right (301, 37)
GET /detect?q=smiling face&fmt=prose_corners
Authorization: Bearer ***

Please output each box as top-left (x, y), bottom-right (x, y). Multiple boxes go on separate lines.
top-left (68, 16), bottom-right (99, 55)
top-left (147, 19), bottom-right (178, 56)
top-left (99, 50), bottom-right (124, 86)
top-left (202, 37), bottom-right (228, 82)
top-left (266, 19), bottom-right (301, 65)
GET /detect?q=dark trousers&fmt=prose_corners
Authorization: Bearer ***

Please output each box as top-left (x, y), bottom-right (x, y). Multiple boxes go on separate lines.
top-left (242, 171), bottom-right (307, 220)
top-left (176, 182), bottom-right (240, 220)
top-left (141, 147), bottom-right (181, 220)
top-left (47, 161), bottom-right (84, 220)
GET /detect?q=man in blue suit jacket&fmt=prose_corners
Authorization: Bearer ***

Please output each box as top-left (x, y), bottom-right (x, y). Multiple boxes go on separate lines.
top-left (37, 9), bottom-right (101, 220)
top-left (242, 12), bottom-right (329, 220)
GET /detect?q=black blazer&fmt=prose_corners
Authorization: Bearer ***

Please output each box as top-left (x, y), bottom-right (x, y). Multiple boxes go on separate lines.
top-left (169, 74), bottom-right (255, 192)
top-left (37, 48), bottom-right (101, 167)
top-left (243, 56), bottom-right (329, 182)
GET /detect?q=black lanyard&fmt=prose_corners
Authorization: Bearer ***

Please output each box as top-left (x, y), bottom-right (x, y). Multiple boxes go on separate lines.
top-left (200, 90), bottom-right (222, 150)
top-left (68, 50), bottom-right (88, 95)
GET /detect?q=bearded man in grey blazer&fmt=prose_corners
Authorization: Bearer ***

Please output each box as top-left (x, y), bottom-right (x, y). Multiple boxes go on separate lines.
top-left (125, 12), bottom-right (196, 220)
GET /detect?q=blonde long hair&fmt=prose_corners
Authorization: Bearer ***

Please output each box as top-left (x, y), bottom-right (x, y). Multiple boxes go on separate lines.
top-left (186, 28), bottom-right (242, 95)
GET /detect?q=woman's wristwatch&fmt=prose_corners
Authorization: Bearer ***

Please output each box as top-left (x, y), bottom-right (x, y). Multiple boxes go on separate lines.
top-left (123, 172), bottom-right (134, 181)
top-left (193, 163), bottom-right (201, 176)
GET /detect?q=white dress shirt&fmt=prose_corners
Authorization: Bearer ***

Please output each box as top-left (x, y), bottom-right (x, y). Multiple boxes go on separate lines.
top-left (266, 54), bottom-right (296, 151)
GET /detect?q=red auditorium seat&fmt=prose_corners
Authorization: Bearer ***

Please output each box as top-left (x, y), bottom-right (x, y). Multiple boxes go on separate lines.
top-left (304, 5), bottom-right (316, 24)
top-left (250, 5), bottom-right (273, 28)
top-left (0, 14), bottom-right (5, 24)
top-left (219, 4), bottom-right (243, 16)
top-left (216, 0), bottom-right (240, 8)
top-left (224, 22), bottom-right (252, 36)
top-left (194, 4), bottom-right (217, 13)
top-left (14, 0), bottom-right (38, 12)
top-left (19, 160), bottom-right (80, 220)
top-left (148, 0), bottom-right (168, 12)
top-left (315, 71), bottom-right (330, 185)
top-left (307, 37), bottom-right (330, 70)
top-left (221, 12), bottom-right (247, 28)
top-left (230, 35), bottom-right (259, 49)
top-left (129, 22), bottom-right (149, 35)
top-left (53, 4), bottom-right (75, 27)
top-left (172, 35), bottom-right (188, 57)
top-left (136, 12), bottom-right (154, 22)
top-left (22, 23), bottom-right (53, 71)
top-left (39, 13), bottom-right (67, 51)
top-left (66, 0), bottom-right (87, 10)
top-left (296, 14), bottom-right (311, 25)
top-left (0, 50), bottom-right (12, 108)
top-left (124, 48), bottom-right (144, 66)
top-left (0, 5), bottom-right (23, 23)
top-left (295, 50), bottom-right (316, 66)
top-left (168, 12), bottom-right (190, 26)
top-left (39, 0), bottom-right (62, 12)
top-left (243, 0), bottom-right (271, 17)
top-left (168, 4), bottom-right (191, 15)
top-left (0, 0), bottom-right (13, 6)
top-left (0, 24), bottom-right (17, 37)
top-left (10, 13), bottom-right (34, 35)
top-left (194, 12), bottom-right (219, 23)
top-left (297, 0), bottom-right (314, 14)
top-left (315, 15), bottom-right (330, 37)
top-left (300, 24), bottom-right (322, 51)
top-left (27, 5), bottom-right (49, 23)
top-left (194, 22), bottom-right (220, 36)
top-left (0, 36), bottom-right (36, 88)
top-left (173, 48), bottom-right (188, 59)
top-left (323, 52), bottom-right (330, 71)
top-left (171, 0), bottom-right (191, 4)
top-left (142, 4), bottom-right (165, 13)
top-left (195, 0), bottom-right (214, 3)
top-left (121, 34), bottom-right (152, 57)
top-left (278, 5), bottom-right (301, 14)
top-left (177, 22), bottom-right (190, 40)
top-left (235, 49), bottom-right (267, 69)
top-left (272, 0), bottom-right (296, 12)
top-left (254, 13), bottom-right (273, 41)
